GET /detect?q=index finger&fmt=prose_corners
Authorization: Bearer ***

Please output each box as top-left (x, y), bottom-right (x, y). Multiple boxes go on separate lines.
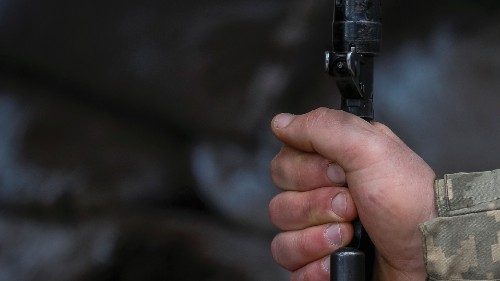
top-left (271, 108), bottom-right (386, 172)
top-left (271, 146), bottom-right (346, 192)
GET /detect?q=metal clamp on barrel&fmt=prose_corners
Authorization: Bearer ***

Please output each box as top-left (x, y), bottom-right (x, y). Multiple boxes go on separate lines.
top-left (325, 0), bottom-right (381, 122)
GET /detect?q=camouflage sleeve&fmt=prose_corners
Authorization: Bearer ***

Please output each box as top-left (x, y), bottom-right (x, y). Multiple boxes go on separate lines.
top-left (419, 169), bottom-right (500, 280)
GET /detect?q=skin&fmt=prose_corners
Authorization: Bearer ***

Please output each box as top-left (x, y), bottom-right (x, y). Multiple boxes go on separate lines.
top-left (269, 108), bottom-right (437, 281)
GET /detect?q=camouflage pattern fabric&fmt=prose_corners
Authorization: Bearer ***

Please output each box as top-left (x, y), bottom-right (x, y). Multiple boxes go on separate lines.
top-left (420, 170), bottom-right (500, 280)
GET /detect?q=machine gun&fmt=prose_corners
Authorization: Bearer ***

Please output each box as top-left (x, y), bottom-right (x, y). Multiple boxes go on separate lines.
top-left (324, 0), bottom-right (381, 280)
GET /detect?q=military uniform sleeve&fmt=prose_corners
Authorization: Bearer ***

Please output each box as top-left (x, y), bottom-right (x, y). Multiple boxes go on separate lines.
top-left (419, 169), bottom-right (500, 281)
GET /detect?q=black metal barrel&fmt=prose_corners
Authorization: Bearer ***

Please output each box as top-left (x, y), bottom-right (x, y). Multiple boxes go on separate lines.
top-left (329, 1), bottom-right (381, 280)
top-left (333, 0), bottom-right (381, 55)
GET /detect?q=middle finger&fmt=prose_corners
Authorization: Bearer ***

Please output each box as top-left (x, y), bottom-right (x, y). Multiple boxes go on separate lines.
top-left (269, 186), bottom-right (358, 231)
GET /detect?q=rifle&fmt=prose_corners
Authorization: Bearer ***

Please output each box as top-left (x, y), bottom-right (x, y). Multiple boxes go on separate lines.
top-left (325, 0), bottom-right (381, 280)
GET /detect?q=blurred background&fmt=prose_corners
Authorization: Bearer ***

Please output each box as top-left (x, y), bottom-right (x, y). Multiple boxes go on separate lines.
top-left (0, 0), bottom-right (499, 280)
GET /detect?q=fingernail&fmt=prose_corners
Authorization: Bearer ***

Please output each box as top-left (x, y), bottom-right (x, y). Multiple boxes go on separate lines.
top-left (321, 256), bottom-right (331, 273)
top-left (325, 223), bottom-right (342, 247)
top-left (327, 163), bottom-right (345, 184)
top-left (331, 193), bottom-right (347, 218)
top-left (273, 113), bottom-right (295, 129)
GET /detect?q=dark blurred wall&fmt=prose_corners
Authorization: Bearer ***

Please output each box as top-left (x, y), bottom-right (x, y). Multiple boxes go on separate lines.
top-left (0, 1), bottom-right (499, 280)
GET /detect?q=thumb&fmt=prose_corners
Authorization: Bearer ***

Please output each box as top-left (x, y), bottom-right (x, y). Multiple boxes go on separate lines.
top-left (271, 108), bottom-right (388, 172)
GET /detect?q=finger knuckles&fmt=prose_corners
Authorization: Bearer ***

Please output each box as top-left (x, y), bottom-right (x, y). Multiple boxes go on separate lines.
top-left (271, 155), bottom-right (304, 190)
top-left (301, 198), bottom-right (315, 223)
top-left (270, 235), bottom-right (283, 265)
top-left (338, 109), bottom-right (364, 125)
top-left (271, 235), bottom-right (282, 265)
top-left (268, 196), bottom-right (282, 227)
top-left (345, 135), bottom-right (392, 167)
top-left (270, 153), bottom-right (291, 186)
top-left (271, 231), bottom-right (311, 271)
top-left (271, 234), bottom-right (295, 270)
top-left (305, 107), bottom-right (331, 129)
top-left (306, 107), bottom-right (362, 129)
top-left (295, 230), bottom-right (313, 259)
top-left (363, 137), bottom-right (393, 159)
top-left (290, 154), bottom-right (307, 187)
top-left (293, 270), bottom-right (313, 281)
top-left (270, 155), bottom-right (282, 184)
top-left (292, 263), bottom-right (327, 281)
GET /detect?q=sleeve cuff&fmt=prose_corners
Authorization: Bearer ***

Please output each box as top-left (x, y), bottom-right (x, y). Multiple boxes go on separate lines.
top-left (420, 210), bottom-right (500, 280)
top-left (420, 170), bottom-right (500, 280)
top-left (434, 170), bottom-right (500, 217)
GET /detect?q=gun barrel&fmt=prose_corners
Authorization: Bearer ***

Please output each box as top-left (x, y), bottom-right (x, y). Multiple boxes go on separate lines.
top-left (326, 1), bottom-right (382, 280)
top-left (333, 0), bottom-right (381, 55)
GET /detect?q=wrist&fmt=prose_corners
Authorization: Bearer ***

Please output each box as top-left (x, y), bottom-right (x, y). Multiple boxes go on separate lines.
top-left (373, 255), bottom-right (427, 281)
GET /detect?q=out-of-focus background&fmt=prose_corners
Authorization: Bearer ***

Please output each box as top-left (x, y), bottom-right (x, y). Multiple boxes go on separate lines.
top-left (0, 1), bottom-right (498, 280)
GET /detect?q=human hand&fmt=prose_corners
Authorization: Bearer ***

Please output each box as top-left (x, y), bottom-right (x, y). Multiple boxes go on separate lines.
top-left (269, 108), bottom-right (436, 281)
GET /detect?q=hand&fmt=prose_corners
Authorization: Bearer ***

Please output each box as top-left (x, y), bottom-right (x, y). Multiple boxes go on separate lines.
top-left (268, 108), bottom-right (436, 281)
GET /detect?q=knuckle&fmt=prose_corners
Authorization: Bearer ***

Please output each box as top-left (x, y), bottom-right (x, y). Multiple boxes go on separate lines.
top-left (291, 159), bottom-right (304, 188)
top-left (292, 267), bottom-right (317, 281)
top-left (292, 270), bottom-right (308, 281)
top-left (302, 269), bottom-right (314, 281)
top-left (270, 155), bottom-right (281, 184)
top-left (271, 234), bottom-right (293, 270)
top-left (306, 108), bottom-right (331, 128)
top-left (300, 196), bottom-right (315, 224)
top-left (292, 261), bottom-right (328, 281)
top-left (270, 235), bottom-right (282, 263)
top-left (364, 136), bottom-right (392, 159)
top-left (295, 231), bottom-right (310, 258)
top-left (339, 110), bottom-right (362, 125)
top-left (313, 107), bottom-right (330, 116)
top-left (270, 156), bottom-right (288, 187)
top-left (268, 196), bottom-right (281, 226)
top-left (373, 121), bottom-right (390, 132)
top-left (343, 134), bottom-right (391, 168)
top-left (270, 147), bottom-right (291, 187)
